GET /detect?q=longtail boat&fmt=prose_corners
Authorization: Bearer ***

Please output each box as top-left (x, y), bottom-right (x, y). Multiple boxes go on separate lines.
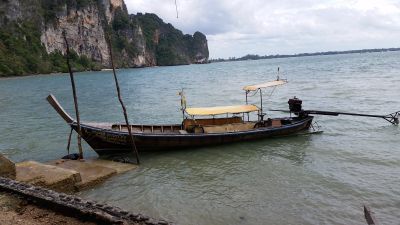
top-left (47, 78), bottom-right (399, 156)
top-left (48, 79), bottom-right (312, 155)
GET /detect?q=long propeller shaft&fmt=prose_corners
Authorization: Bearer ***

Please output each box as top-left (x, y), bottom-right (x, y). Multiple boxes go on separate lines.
top-left (270, 109), bottom-right (400, 125)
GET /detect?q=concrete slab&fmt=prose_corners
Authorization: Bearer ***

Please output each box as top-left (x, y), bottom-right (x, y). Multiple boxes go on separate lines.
top-left (16, 161), bottom-right (81, 193)
top-left (11, 156), bottom-right (137, 193)
top-left (48, 159), bottom-right (135, 191)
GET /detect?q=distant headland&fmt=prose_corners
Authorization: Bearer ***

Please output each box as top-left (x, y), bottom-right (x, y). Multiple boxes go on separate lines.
top-left (210, 48), bottom-right (400, 63)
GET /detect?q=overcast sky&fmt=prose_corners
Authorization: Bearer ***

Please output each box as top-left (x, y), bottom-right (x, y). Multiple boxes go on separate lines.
top-left (125, 0), bottom-right (400, 59)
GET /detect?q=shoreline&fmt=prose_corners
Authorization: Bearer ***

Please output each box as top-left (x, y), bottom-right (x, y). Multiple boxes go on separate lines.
top-left (209, 47), bottom-right (400, 63)
top-left (0, 72), bottom-right (66, 80)
top-left (0, 69), bottom-right (111, 80)
top-left (1, 48), bottom-right (398, 78)
top-left (0, 63), bottom-right (196, 79)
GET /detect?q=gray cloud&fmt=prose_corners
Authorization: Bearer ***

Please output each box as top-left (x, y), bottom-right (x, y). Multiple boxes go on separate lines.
top-left (125, 0), bottom-right (400, 58)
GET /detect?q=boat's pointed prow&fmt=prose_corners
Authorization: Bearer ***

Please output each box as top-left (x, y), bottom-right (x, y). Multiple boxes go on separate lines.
top-left (46, 94), bottom-right (74, 123)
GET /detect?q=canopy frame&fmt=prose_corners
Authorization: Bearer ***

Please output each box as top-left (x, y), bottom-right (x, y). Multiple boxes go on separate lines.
top-left (243, 68), bottom-right (287, 121)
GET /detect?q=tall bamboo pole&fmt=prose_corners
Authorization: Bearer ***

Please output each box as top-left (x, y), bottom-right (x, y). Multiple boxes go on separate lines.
top-left (62, 31), bottom-right (83, 159)
top-left (107, 36), bottom-right (140, 164)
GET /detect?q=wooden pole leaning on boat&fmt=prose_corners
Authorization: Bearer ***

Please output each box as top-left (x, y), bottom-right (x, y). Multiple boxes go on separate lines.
top-left (107, 36), bottom-right (140, 164)
top-left (62, 31), bottom-right (84, 159)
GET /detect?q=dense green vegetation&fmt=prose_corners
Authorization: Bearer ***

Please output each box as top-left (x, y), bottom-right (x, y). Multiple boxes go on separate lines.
top-left (112, 8), bottom-right (130, 31)
top-left (135, 13), bottom-right (162, 51)
top-left (41, 0), bottom-right (95, 23)
top-left (108, 8), bottom-right (139, 68)
top-left (156, 27), bottom-right (188, 65)
top-left (136, 13), bottom-right (197, 66)
top-left (41, 0), bottom-right (66, 23)
top-left (110, 12), bottom-right (205, 67)
top-left (0, 21), bottom-right (100, 77)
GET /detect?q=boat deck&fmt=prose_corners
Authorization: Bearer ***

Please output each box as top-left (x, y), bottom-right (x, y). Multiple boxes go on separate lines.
top-left (84, 122), bottom-right (183, 133)
top-left (83, 117), bottom-right (291, 134)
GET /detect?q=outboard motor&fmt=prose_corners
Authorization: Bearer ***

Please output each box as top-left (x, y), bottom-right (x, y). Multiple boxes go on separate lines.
top-left (288, 97), bottom-right (302, 113)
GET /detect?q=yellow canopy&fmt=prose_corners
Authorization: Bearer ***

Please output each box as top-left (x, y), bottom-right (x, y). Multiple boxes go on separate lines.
top-left (243, 80), bottom-right (287, 91)
top-left (185, 104), bottom-right (259, 116)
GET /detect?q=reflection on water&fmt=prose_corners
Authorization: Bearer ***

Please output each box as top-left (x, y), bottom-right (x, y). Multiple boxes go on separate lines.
top-left (265, 136), bottom-right (313, 164)
top-left (1, 51), bottom-right (400, 224)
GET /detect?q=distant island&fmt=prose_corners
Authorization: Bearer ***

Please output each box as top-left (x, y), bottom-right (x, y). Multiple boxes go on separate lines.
top-left (210, 48), bottom-right (400, 63)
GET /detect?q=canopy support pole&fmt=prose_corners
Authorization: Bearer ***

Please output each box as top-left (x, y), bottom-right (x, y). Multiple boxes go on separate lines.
top-left (259, 89), bottom-right (264, 121)
top-left (179, 89), bottom-right (186, 122)
top-left (245, 91), bottom-right (250, 121)
top-left (260, 89), bottom-right (263, 114)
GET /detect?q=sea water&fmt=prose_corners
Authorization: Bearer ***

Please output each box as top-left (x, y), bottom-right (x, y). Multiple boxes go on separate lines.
top-left (0, 51), bottom-right (399, 225)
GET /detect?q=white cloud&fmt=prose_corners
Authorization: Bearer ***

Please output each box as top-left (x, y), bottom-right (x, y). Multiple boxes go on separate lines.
top-left (124, 0), bottom-right (400, 58)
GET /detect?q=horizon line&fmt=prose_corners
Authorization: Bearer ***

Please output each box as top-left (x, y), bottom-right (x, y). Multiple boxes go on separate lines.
top-left (210, 47), bottom-right (400, 61)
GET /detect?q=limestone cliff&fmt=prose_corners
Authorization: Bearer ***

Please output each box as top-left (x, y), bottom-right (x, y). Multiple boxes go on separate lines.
top-left (40, 2), bottom-right (110, 65)
top-left (0, 0), bottom-right (209, 76)
top-left (132, 13), bottom-right (209, 66)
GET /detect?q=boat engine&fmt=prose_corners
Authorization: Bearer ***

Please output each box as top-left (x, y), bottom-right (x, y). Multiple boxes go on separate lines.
top-left (288, 97), bottom-right (303, 114)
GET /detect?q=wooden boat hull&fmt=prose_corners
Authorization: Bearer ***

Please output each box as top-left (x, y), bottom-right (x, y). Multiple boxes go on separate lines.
top-left (70, 117), bottom-right (313, 155)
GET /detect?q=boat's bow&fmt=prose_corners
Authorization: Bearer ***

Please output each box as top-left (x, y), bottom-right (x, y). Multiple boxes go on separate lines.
top-left (47, 94), bottom-right (74, 124)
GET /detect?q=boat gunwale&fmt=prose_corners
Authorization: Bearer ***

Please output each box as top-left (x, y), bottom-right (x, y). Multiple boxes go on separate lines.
top-left (72, 116), bottom-right (313, 137)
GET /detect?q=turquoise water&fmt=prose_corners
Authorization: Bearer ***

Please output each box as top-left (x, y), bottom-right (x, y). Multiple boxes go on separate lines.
top-left (1, 52), bottom-right (399, 224)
